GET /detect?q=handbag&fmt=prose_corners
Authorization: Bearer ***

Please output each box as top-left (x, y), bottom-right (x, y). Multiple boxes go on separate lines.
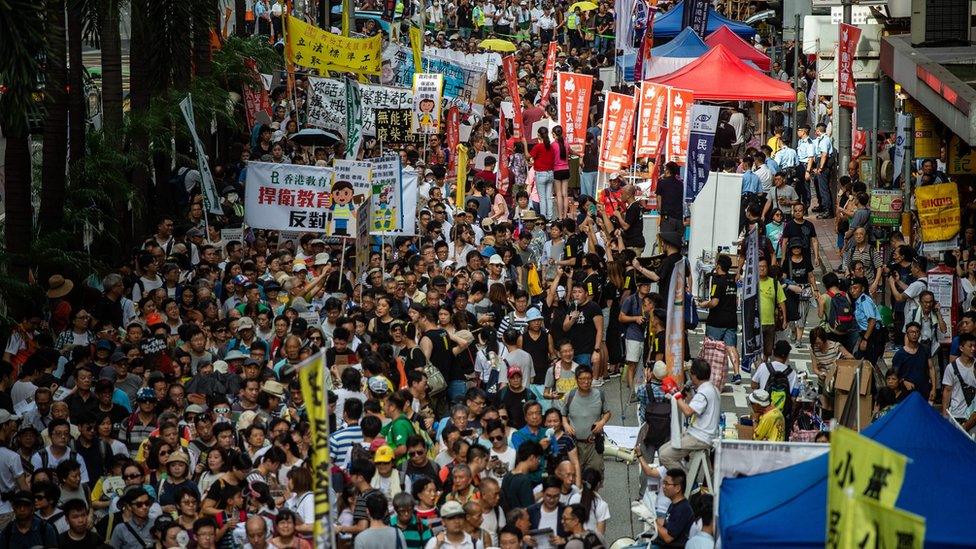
top-left (527, 263), bottom-right (543, 296)
top-left (424, 362), bottom-right (447, 396)
top-left (951, 360), bottom-right (976, 406)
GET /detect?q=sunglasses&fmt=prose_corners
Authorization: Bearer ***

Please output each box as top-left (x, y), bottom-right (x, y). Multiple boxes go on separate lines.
top-left (124, 473), bottom-right (143, 480)
top-left (408, 450), bottom-right (426, 457)
top-left (489, 435), bottom-right (505, 441)
top-left (131, 500), bottom-right (151, 508)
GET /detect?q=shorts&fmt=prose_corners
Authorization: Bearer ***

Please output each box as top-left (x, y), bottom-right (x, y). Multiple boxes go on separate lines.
top-left (705, 325), bottom-right (737, 347)
top-left (554, 169), bottom-right (570, 180)
top-left (762, 324), bottom-right (776, 356)
top-left (625, 339), bottom-right (644, 363)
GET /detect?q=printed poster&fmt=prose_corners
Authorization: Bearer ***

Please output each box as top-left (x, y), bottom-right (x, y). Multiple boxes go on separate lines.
top-left (374, 109), bottom-right (418, 145)
top-left (538, 42), bottom-right (559, 107)
top-left (412, 73), bottom-right (444, 135)
top-left (742, 226), bottom-right (762, 368)
top-left (242, 58), bottom-right (272, 130)
top-left (556, 72), bottom-right (594, 154)
top-left (635, 81), bottom-right (669, 158)
top-left (179, 95), bottom-right (223, 216)
top-left (306, 77), bottom-right (412, 138)
top-left (345, 78), bottom-right (364, 160)
top-left (285, 16), bottom-right (382, 75)
top-left (369, 156), bottom-right (403, 233)
top-left (666, 87), bottom-right (694, 165)
top-left (837, 23), bottom-right (861, 108)
top-left (244, 162), bottom-right (335, 232)
top-left (914, 182), bottom-right (960, 244)
top-left (684, 104), bottom-right (721, 202)
top-left (869, 189), bottom-right (903, 227)
top-left (503, 55), bottom-right (524, 139)
top-left (598, 91), bottom-right (637, 172)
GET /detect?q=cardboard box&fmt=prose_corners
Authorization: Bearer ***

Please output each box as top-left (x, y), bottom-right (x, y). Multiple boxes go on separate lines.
top-left (736, 424), bottom-right (755, 440)
top-left (833, 359), bottom-right (873, 430)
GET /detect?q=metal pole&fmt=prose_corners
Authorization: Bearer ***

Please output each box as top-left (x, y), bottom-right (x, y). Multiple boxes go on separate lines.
top-left (870, 83), bottom-right (880, 187)
top-left (837, 0), bottom-right (853, 186)
top-left (901, 112), bottom-right (914, 242)
top-left (793, 13), bottom-right (800, 142)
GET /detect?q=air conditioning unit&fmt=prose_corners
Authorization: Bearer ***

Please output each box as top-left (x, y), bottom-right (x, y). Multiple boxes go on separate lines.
top-left (911, 0), bottom-right (970, 47)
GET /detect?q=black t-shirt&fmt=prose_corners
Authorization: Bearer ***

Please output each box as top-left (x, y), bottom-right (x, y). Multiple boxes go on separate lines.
top-left (58, 531), bottom-right (103, 549)
top-left (656, 176), bottom-right (684, 219)
top-left (656, 253), bottom-right (685, 296)
top-left (563, 233), bottom-right (588, 268)
top-left (579, 271), bottom-right (603, 299)
top-left (568, 300), bottom-right (604, 354)
top-left (705, 274), bottom-right (738, 329)
top-left (781, 219), bottom-right (817, 259)
top-left (785, 255), bottom-right (815, 283)
top-left (499, 386), bottom-right (536, 429)
top-left (456, 4), bottom-right (473, 27)
top-left (658, 498), bottom-right (694, 547)
top-left (521, 329), bottom-right (551, 385)
top-left (423, 328), bottom-right (457, 379)
top-left (622, 201), bottom-right (645, 248)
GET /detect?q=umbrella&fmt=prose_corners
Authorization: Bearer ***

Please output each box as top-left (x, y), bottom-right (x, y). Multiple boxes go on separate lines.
top-left (478, 38), bottom-right (517, 52)
top-left (289, 128), bottom-right (342, 147)
top-left (569, 1), bottom-right (598, 11)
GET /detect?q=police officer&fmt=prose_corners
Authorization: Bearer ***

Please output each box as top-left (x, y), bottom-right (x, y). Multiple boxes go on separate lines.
top-left (812, 123), bottom-right (835, 219)
top-left (795, 126), bottom-right (816, 210)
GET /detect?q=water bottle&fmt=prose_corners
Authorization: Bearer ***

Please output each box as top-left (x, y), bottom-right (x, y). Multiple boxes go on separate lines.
top-left (719, 414), bottom-right (727, 438)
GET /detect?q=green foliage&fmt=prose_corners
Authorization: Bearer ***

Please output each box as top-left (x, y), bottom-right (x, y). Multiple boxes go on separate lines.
top-left (0, 0), bottom-right (46, 135)
top-left (212, 36), bottom-right (281, 90)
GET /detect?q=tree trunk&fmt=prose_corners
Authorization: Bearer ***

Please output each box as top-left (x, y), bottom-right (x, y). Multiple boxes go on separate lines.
top-left (3, 134), bottom-right (33, 281)
top-left (128, 0), bottom-right (152, 229)
top-left (66, 0), bottom-right (86, 167)
top-left (39, 0), bottom-right (69, 235)
top-left (235, 0), bottom-right (246, 37)
top-left (192, 0), bottom-right (215, 81)
top-left (99, 0), bottom-right (123, 146)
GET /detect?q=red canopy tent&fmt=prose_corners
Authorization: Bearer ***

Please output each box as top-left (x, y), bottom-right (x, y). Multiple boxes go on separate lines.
top-left (705, 25), bottom-right (771, 71)
top-left (649, 44), bottom-right (793, 102)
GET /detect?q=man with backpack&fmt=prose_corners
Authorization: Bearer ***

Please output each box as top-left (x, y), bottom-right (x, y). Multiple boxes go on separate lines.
top-left (849, 277), bottom-right (883, 364)
top-left (750, 340), bottom-right (798, 428)
top-left (818, 272), bottom-right (860, 353)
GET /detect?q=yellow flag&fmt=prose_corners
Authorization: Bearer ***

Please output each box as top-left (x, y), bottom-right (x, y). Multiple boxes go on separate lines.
top-left (285, 16), bottom-right (382, 75)
top-left (826, 427), bottom-right (908, 549)
top-left (341, 0), bottom-right (354, 36)
top-left (455, 143), bottom-right (469, 210)
top-left (409, 26), bottom-right (424, 74)
top-left (297, 352), bottom-right (334, 544)
top-left (832, 494), bottom-right (925, 549)
top-left (914, 182), bottom-right (960, 242)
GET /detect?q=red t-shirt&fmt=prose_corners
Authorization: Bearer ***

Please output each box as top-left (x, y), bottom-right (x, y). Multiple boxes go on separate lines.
top-left (530, 142), bottom-right (556, 172)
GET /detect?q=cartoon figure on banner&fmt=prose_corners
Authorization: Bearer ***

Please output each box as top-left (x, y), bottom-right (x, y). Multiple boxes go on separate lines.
top-left (329, 181), bottom-right (356, 236)
top-left (373, 184), bottom-right (396, 231)
top-left (418, 98), bottom-right (437, 132)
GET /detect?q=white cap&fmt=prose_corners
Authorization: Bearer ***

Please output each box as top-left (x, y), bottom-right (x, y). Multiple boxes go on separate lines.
top-left (488, 254), bottom-right (504, 265)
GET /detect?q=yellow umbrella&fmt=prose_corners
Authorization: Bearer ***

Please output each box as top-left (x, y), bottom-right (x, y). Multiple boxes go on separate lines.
top-left (569, 1), bottom-right (598, 11)
top-left (478, 38), bottom-right (518, 52)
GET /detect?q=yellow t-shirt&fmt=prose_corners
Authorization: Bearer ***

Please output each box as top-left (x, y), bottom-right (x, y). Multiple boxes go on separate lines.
top-left (758, 277), bottom-right (786, 326)
top-left (754, 407), bottom-right (786, 441)
top-left (766, 136), bottom-right (782, 154)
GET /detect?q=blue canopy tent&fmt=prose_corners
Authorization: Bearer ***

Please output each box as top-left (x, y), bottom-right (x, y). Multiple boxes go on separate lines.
top-left (616, 27), bottom-right (709, 81)
top-left (720, 393), bottom-right (976, 548)
top-left (652, 1), bottom-right (756, 39)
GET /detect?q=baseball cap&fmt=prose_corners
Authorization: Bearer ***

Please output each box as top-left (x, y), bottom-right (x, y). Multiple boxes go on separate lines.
top-left (525, 308), bottom-right (543, 322)
top-left (374, 445), bottom-right (395, 463)
top-left (480, 246), bottom-right (496, 257)
top-left (10, 491), bottom-right (33, 506)
top-left (212, 360), bottom-right (229, 374)
top-left (431, 275), bottom-right (448, 287)
top-left (224, 350), bottom-right (247, 362)
top-left (507, 366), bottom-right (523, 379)
top-left (368, 376), bottom-right (389, 394)
top-left (136, 387), bottom-right (156, 402)
top-left (236, 317), bottom-right (255, 331)
top-left (0, 410), bottom-right (20, 425)
top-left (440, 501), bottom-right (466, 519)
top-left (314, 252), bottom-right (330, 266)
top-left (488, 254), bottom-right (504, 265)
top-left (652, 361), bottom-right (669, 380)
top-left (293, 263), bottom-right (308, 272)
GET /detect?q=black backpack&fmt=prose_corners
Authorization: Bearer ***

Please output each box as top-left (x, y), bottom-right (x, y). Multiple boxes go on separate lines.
top-left (580, 531), bottom-right (606, 549)
top-left (827, 291), bottom-right (857, 334)
top-left (763, 362), bottom-right (794, 413)
top-left (642, 395), bottom-right (671, 450)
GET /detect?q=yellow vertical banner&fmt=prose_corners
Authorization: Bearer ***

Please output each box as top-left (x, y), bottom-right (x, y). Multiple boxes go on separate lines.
top-left (409, 26), bottom-right (424, 74)
top-left (342, 0), bottom-right (354, 36)
top-left (297, 352), bottom-right (334, 546)
top-left (455, 143), bottom-right (469, 210)
top-left (826, 427), bottom-right (908, 549)
top-left (837, 494), bottom-right (926, 549)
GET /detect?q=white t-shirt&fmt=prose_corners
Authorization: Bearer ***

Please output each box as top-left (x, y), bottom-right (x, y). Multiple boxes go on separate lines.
top-left (567, 493), bottom-right (610, 531)
top-left (751, 361), bottom-right (799, 393)
top-left (534, 506), bottom-right (561, 549)
top-left (0, 447), bottom-right (24, 514)
top-left (488, 446), bottom-right (516, 481)
top-left (643, 464), bottom-right (670, 516)
top-left (287, 492), bottom-right (315, 525)
top-left (942, 359), bottom-right (976, 418)
top-left (31, 447), bottom-right (90, 483)
top-left (902, 278), bottom-right (928, 329)
top-left (4, 331), bottom-right (26, 356)
top-left (131, 275), bottom-right (163, 302)
top-left (10, 380), bottom-right (38, 408)
top-left (686, 381), bottom-right (721, 445)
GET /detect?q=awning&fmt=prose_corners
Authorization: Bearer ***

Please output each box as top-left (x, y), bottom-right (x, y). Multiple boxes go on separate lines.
top-left (649, 44), bottom-right (793, 101)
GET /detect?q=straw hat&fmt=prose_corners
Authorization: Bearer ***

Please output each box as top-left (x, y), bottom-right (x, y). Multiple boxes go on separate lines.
top-left (47, 275), bottom-right (73, 298)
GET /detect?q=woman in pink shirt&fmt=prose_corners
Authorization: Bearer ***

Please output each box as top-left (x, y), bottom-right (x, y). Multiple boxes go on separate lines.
top-left (552, 125), bottom-right (571, 219)
top-left (528, 127), bottom-right (556, 219)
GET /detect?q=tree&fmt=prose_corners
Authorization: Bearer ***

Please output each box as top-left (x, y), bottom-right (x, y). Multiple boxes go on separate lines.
top-left (99, 0), bottom-right (123, 145)
top-left (39, 0), bottom-right (69, 235)
top-left (66, 0), bottom-right (87, 167)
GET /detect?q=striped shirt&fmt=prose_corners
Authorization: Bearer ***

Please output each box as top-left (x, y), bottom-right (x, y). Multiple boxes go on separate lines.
top-left (497, 312), bottom-right (529, 341)
top-left (329, 423), bottom-right (363, 469)
top-left (843, 245), bottom-right (882, 281)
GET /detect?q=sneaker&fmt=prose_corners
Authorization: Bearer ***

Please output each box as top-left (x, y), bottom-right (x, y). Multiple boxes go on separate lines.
top-left (608, 370), bottom-right (622, 379)
top-left (731, 374), bottom-right (742, 385)
top-left (592, 378), bottom-right (606, 387)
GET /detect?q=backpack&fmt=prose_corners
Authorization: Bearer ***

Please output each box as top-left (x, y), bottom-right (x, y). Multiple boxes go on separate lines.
top-left (579, 531), bottom-right (607, 549)
top-left (762, 362), bottom-right (794, 413)
top-left (641, 396), bottom-right (671, 450)
top-left (349, 443), bottom-right (372, 466)
top-left (39, 449), bottom-right (78, 470)
top-left (168, 168), bottom-right (192, 210)
top-left (684, 290), bottom-right (699, 330)
top-left (826, 291), bottom-right (857, 334)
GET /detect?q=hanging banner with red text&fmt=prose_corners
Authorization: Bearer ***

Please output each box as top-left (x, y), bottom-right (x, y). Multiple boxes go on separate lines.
top-left (665, 87), bottom-right (694, 165)
top-left (557, 72), bottom-right (594, 154)
top-left (446, 107), bottom-right (460, 172)
top-left (498, 110), bottom-right (510, 193)
top-left (599, 91), bottom-right (637, 172)
top-left (538, 42), bottom-right (559, 107)
top-left (635, 81), bottom-right (669, 158)
top-left (503, 55), bottom-right (524, 139)
top-left (837, 23), bottom-right (861, 108)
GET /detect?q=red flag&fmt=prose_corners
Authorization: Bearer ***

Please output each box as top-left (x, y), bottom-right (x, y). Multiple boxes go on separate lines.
top-left (503, 56), bottom-right (524, 139)
top-left (599, 91), bottom-right (637, 173)
top-left (635, 81), bottom-right (669, 158)
top-left (633, 3), bottom-right (655, 81)
top-left (838, 23), bottom-right (862, 108)
top-left (498, 110), bottom-right (510, 195)
top-left (242, 58), bottom-right (272, 130)
top-left (556, 72), bottom-right (594, 155)
top-left (446, 107), bottom-right (460, 172)
top-left (665, 88), bottom-right (694, 165)
top-left (538, 42), bottom-right (559, 107)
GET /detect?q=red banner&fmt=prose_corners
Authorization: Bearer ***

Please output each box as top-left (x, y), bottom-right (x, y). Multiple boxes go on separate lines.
top-left (503, 56), bottom-right (524, 139)
top-left (599, 91), bottom-right (637, 172)
top-left (635, 81), bottom-right (669, 158)
top-left (242, 58), bottom-right (272, 130)
top-left (446, 107), bottom-right (460, 172)
top-left (838, 23), bottom-right (861, 108)
top-left (852, 108), bottom-right (867, 159)
top-left (665, 87), bottom-right (694, 165)
top-left (538, 42), bottom-right (559, 107)
top-left (634, 4), bottom-right (655, 81)
top-left (556, 72), bottom-right (593, 154)
top-left (498, 109), bottom-right (510, 194)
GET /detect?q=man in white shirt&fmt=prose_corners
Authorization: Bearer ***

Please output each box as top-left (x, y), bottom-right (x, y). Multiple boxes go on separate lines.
top-left (943, 332), bottom-right (976, 425)
top-left (753, 153), bottom-right (774, 194)
top-left (0, 410), bottom-right (28, 526)
top-left (658, 360), bottom-right (720, 472)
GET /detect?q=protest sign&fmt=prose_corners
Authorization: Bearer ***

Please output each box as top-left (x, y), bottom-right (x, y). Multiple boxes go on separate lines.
top-left (742, 226), bottom-right (762, 367)
top-left (409, 26), bottom-right (424, 73)
top-left (306, 76), bottom-right (412, 137)
top-left (244, 162), bottom-right (335, 233)
top-left (387, 46), bottom-right (488, 114)
top-left (538, 42), bottom-right (559, 107)
top-left (915, 182), bottom-right (960, 244)
top-left (285, 16), bottom-right (382, 75)
top-left (380, 168), bottom-right (419, 237)
top-left (664, 259), bottom-right (685, 378)
top-left (837, 24), bottom-right (861, 108)
top-left (296, 353), bottom-right (334, 545)
top-left (369, 156), bottom-right (403, 233)
top-left (684, 105), bottom-right (721, 202)
top-left (220, 228), bottom-right (244, 245)
top-left (374, 109), bottom-right (418, 146)
top-left (599, 91), bottom-right (637, 173)
top-left (333, 159), bottom-right (373, 197)
top-left (242, 58), bottom-right (272, 130)
top-left (503, 56), bottom-right (524, 139)
top-left (869, 189), bottom-right (903, 227)
top-left (446, 107), bottom-right (460, 172)
top-left (412, 73), bottom-right (444, 135)
top-left (836, 495), bottom-right (925, 549)
top-left (557, 72), bottom-right (594, 154)
top-left (345, 78), bottom-right (364, 159)
top-left (178, 95), bottom-right (223, 216)
top-left (666, 88), bottom-right (694, 165)
top-left (635, 81), bottom-right (669, 158)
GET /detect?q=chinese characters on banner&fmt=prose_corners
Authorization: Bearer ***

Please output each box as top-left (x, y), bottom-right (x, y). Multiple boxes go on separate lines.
top-left (825, 427), bottom-right (909, 549)
top-left (244, 162), bottom-right (336, 233)
top-left (838, 496), bottom-right (925, 549)
top-left (411, 73), bottom-right (444, 134)
top-left (682, 0), bottom-right (710, 37)
top-left (345, 78), bottom-right (364, 160)
top-left (635, 81), bottom-right (669, 158)
top-left (446, 107), bottom-right (460, 172)
top-left (374, 109), bottom-right (418, 146)
top-left (538, 42), bottom-right (559, 107)
top-left (684, 104), bottom-right (721, 202)
top-left (914, 182), bottom-right (960, 244)
top-left (741, 226), bottom-right (762, 368)
top-left (389, 46), bottom-right (488, 114)
top-left (837, 23), bottom-right (861, 108)
top-left (285, 16), bottom-right (382, 75)
top-left (296, 353), bottom-right (335, 547)
top-left (556, 72), bottom-right (594, 154)
top-left (598, 91), bottom-right (637, 172)
top-left (369, 156), bottom-right (403, 233)
top-left (306, 77), bottom-right (413, 138)
top-left (666, 87), bottom-right (694, 165)
top-left (242, 58), bottom-right (272, 130)
top-left (503, 55), bottom-right (524, 139)
top-left (178, 95), bottom-right (223, 216)
top-left (333, 159), bottom-right (373, 197)
top-left (664, 259), bottom-right (686, 379)
top-left (498, 110), bottom-right (509, 193)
